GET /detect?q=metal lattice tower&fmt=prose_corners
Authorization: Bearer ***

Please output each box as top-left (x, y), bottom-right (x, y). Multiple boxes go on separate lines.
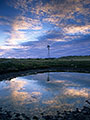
top-left (47, 45), bottom-right (50, 58)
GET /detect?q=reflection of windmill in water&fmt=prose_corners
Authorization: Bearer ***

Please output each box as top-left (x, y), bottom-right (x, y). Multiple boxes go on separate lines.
top-left (47, 72), bottom-right (50, 81)
top-left (47, 45), bottom-right (50, 58)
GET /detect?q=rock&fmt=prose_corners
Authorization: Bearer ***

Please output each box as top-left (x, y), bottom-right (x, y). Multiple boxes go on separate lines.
top-left (41, 112), bottom-right (44, 115)
top-left (86, 100), bottom-right (90, 105)
top-left (57, 110), bottom-right (61, 115)
top-left (21, 113), bottom-right (30, 120)
top-left (76, 108), bottom-right (79, 112)
top-left (14, 118), bottom-right (22, 120)
top-left (6, 111), bottom-right (12, 118)
top-left (42, 115), bottom-right (53, 120)
top-left (15, 113), bottom-right (20, 117)
top-left (33, 116), bottom-right (39, 120)
top-left (0, 113), bottom-right (9, 120)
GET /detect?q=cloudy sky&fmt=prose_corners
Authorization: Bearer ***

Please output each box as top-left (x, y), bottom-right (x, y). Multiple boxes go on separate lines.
top-left (0, 0), bottom-right (90, 58)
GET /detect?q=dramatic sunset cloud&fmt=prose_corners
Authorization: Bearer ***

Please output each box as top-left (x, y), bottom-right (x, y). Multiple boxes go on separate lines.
top-left (0, 0), bottom-right (90, 58)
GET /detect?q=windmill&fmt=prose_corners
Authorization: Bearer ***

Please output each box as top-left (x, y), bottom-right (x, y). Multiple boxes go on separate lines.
top-left (47, 45), bottom-right (50, 58)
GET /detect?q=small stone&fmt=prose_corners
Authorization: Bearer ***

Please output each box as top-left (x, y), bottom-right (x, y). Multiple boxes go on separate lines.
top-left (86, 100), bottom-right (90, 105)
top-left (42, 115), bottom-right (53, 120)
top-left (41, 112), bottom-right (44, 115)
top-left (14, 118), bottom-right (22, 120)
top-left (21, 113), bottom-right (30, 120)
top-left (15, 113), bottom-right (20, 117)
top-left (6, 111), bottom-right (12, 118)
top-left (57, 111), bottom-right (60, 114)
top-left (21, 113), bottom-right (25, 117)
top-left (33, 116), bottom-right (38, 120)
top-left (76, 108), bottom-right (79, 112)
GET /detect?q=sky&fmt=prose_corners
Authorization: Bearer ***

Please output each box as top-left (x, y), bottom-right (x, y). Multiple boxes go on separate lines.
top-left (0, 0), bottom-right (90, 58)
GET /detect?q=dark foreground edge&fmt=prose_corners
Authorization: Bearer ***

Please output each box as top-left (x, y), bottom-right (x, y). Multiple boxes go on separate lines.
top-left (0, 100), bottom-right (90, 120)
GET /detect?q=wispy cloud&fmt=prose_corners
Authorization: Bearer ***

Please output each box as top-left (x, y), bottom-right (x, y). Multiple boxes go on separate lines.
top-left (12, 16), bottom-right (42, 31)
top-left (0, 0), bottom-right (90, 58)
top-left (64, 25), bottom-right (90, 35)
top-left (7, 0), bottom-right (32, 13)
top-left (5, 15), bottom-right (43, 45)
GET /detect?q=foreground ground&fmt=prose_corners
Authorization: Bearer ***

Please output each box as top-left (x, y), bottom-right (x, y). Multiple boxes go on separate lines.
top-left (0, 100), bottom-right (90, 120)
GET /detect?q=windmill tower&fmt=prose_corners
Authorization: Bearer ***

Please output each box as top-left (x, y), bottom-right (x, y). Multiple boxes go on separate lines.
top-left (47, 45), bottom-right (50, 58)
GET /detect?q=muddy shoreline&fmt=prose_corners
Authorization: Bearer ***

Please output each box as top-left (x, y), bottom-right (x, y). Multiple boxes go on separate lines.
top-left (0, 67), bottom-right (90, 81)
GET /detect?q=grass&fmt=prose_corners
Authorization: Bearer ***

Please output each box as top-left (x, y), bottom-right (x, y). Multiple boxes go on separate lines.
top-left (0, 56), bottom-right (90, 74)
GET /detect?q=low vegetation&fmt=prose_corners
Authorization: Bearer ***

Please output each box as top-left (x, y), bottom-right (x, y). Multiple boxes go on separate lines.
top-left (0, 56), bottom-right (90, 74)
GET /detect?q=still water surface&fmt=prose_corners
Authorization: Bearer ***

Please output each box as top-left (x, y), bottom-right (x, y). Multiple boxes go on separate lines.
top-left (0, 72), bottom-right (90, 116)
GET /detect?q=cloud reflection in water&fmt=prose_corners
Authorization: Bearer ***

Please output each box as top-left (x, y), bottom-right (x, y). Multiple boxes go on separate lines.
top-left (0, 72), bottom-right (90, 116)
